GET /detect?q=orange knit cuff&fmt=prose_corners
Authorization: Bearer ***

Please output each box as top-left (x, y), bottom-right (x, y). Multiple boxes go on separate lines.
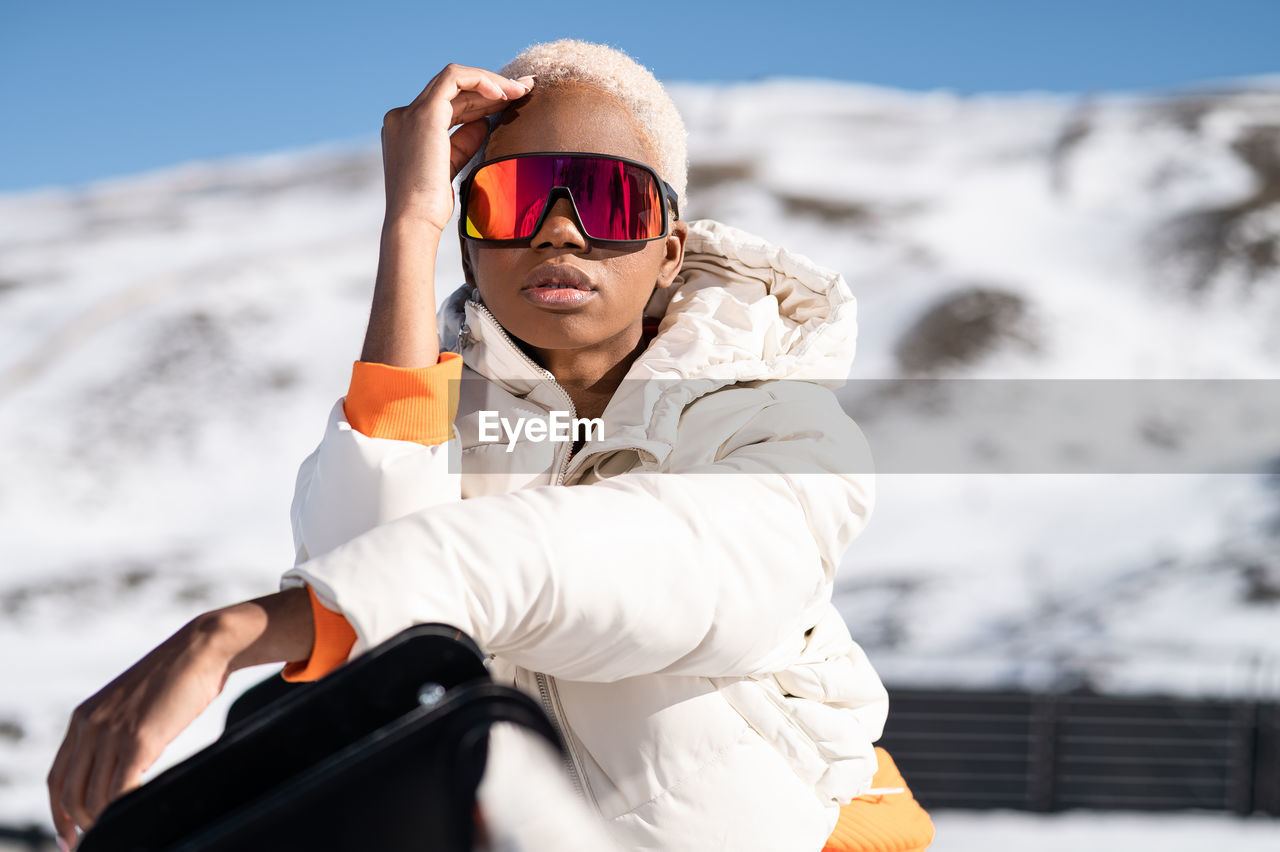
top-left (280, 586), bottom-right (359, 683)
top-left (342, 351), bottom-right (463, 445)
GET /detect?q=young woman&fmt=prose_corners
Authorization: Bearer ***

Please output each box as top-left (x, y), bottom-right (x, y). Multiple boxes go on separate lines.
top-left (48, 40), bottom-right (932, 851)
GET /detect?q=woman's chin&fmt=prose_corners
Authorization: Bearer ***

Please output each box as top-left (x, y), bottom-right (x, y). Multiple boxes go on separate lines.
top-left (503, 322), bottom-right (605, 356)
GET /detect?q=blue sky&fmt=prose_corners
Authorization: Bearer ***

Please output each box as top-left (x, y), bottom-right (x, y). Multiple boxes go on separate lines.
top-left (3, 0), bottom-right (1278, 192)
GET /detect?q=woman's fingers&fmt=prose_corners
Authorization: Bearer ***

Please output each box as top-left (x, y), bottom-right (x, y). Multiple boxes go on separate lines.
top-left (47, 731), bottom-right (78, 849)
top-left (58, 715), bottom-right (95, 835)
top-left (448, 89), bottom-right (520, 126)
top-left (449, 118), bottom-right (492, 177)
top-left (82, 736), bottom-right (122, 828)
top-left (409, 63), bottom-right (530, 111)
top-left (108, 751), bottom-right (148, 811)
top-left (49, 798), bottom-right (76, 851)
top-left (443, 76), bottom-right (511, 109)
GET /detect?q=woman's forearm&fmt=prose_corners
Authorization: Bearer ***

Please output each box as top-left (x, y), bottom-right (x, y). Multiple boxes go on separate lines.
top-left (362, 64), bottom-right (527, 368)
top-left (209, 586), bottom-right (316, 680)
top-left (359, 218), bottom-right (443, 368)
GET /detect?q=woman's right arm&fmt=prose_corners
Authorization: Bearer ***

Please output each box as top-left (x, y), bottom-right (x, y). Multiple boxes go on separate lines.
top-left (290, 65), bottom-right (535, 559)
top-left (362, 64), bottom-right (534, 367)
top-left (286, 66), bottom-right (536, 676)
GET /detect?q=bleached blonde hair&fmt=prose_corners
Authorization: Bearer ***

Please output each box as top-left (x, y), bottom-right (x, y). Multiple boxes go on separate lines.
top-left (468, 39), bottom-right (689, 209)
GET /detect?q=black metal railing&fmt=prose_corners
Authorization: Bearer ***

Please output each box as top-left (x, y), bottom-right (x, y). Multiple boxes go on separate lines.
top-left (878, 688), bottom-right (1280, 815)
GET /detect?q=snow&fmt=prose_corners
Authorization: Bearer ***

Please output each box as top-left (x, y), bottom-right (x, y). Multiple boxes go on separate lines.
top-left (928, 810), bottom-right (1280, 851)
top-left (2, 78), bottom-right (1280, 830)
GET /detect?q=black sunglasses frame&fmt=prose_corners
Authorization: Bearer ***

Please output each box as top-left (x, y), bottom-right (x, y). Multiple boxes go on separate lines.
top-left (457, 151), bottom-right (681, 246)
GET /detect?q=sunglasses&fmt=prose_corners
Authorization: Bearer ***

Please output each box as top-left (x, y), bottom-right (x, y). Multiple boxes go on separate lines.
top-left (458, 152), bottom-right (680, 245)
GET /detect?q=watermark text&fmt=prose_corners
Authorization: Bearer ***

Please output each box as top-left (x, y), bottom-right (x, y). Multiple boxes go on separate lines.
top-left (477, 411), bottom-right (605, 453)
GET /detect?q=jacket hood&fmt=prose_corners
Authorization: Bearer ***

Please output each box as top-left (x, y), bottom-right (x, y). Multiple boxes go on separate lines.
top-left (437, 218), bottom-right (859, 469)
top-left (636, 218), bottom-right (859, 385)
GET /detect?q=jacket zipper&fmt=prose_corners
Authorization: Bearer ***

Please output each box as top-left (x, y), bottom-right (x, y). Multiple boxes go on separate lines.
top-left (467, 300), bottom-right (600, 810)
top-left (534, 671), bottom-right (587, 800)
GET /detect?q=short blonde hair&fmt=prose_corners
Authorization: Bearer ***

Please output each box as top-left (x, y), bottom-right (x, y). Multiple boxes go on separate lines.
top-left (467, 39), bottom-right (689, 208)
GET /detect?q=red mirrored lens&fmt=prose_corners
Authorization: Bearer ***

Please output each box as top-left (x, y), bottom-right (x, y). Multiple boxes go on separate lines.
top-left (464, 155), bottom-right (663, 241)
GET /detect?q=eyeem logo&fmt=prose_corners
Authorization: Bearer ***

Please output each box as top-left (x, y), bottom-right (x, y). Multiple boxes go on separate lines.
top-left (477, 411), bottom-right (604, 453)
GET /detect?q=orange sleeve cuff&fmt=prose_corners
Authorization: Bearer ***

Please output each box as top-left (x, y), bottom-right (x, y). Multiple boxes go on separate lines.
top-left (342, 351), bottom-right (463, 445)
top-left (280, 586), bottom-right (359, 683)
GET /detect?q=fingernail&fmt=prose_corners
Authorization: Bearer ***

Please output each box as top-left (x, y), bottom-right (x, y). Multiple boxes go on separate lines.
top-left (57, 837), bottom-right (70, 852)
top-left (516, 75), bottom-right (536, 89)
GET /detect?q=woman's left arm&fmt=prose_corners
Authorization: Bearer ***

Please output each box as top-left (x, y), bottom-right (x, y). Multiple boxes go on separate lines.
top-left (47, 588), bottom-right (315, 849)
top-left (282, 382), bottom-right (874, 682)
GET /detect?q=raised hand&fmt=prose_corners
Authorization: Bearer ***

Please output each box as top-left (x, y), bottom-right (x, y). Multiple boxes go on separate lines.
top-left (380, 64), bottom-right (535, 232)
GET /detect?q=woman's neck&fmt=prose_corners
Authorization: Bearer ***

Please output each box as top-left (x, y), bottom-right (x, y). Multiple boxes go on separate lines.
top-left (522, 323), bottom-right (652, 422)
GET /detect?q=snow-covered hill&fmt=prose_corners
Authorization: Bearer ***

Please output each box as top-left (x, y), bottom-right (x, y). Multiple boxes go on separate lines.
top-left (1, 77), bottom-right (1279, 824)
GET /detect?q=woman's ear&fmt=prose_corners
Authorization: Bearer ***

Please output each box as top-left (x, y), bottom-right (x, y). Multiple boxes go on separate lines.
top-left (654, 219), bottom-right (688, 291)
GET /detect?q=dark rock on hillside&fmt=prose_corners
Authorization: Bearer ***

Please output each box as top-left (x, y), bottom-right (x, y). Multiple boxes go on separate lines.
top-left (894, 285), bottom-right (1037, 374)
top-left (776, 192), bottom-right (880, 227)
top-left (1157, 121), bottom-right (1280, 292)
top-left (686, 159), bottom-right (757, 192)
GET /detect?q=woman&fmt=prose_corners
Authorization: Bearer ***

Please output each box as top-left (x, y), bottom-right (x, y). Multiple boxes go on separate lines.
top-left (48, 40), bottom-right (932, 851)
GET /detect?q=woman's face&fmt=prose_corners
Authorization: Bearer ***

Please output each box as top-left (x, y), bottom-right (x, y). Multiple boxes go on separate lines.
top-left (461, 82), bottom-right (687, 364)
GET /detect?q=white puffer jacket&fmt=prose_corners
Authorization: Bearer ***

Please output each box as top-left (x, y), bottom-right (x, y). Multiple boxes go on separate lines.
top-left (280, 219), bottom-right (888, 851)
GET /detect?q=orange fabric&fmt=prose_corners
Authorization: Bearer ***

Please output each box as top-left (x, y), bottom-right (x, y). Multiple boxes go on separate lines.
top-left (823, 748), bottom-right (935, 852)
top-left (342, 352), bottom-right (463, 445)
top-left (281, 586), bottom-right (359, 682)
top-left (282, 352), bottom-right (463, 682)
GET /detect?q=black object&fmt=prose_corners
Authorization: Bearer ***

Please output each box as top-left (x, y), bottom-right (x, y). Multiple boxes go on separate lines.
top-left (79, 624), bottom-right (564, 852)
top-left (878, 688), bottom-right (1280, 816)
top-left (220, 669), bottom-right (308, 732)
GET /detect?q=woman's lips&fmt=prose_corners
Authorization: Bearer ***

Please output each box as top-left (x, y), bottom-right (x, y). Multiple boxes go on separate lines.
top-left (520, 265), bottom-right (597, 308)
top-left (521, 282), bottom-right (597, 308)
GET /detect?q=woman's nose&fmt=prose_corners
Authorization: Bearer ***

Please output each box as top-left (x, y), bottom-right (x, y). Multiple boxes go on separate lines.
top-left (530, 196), bottom-right (588, 249)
